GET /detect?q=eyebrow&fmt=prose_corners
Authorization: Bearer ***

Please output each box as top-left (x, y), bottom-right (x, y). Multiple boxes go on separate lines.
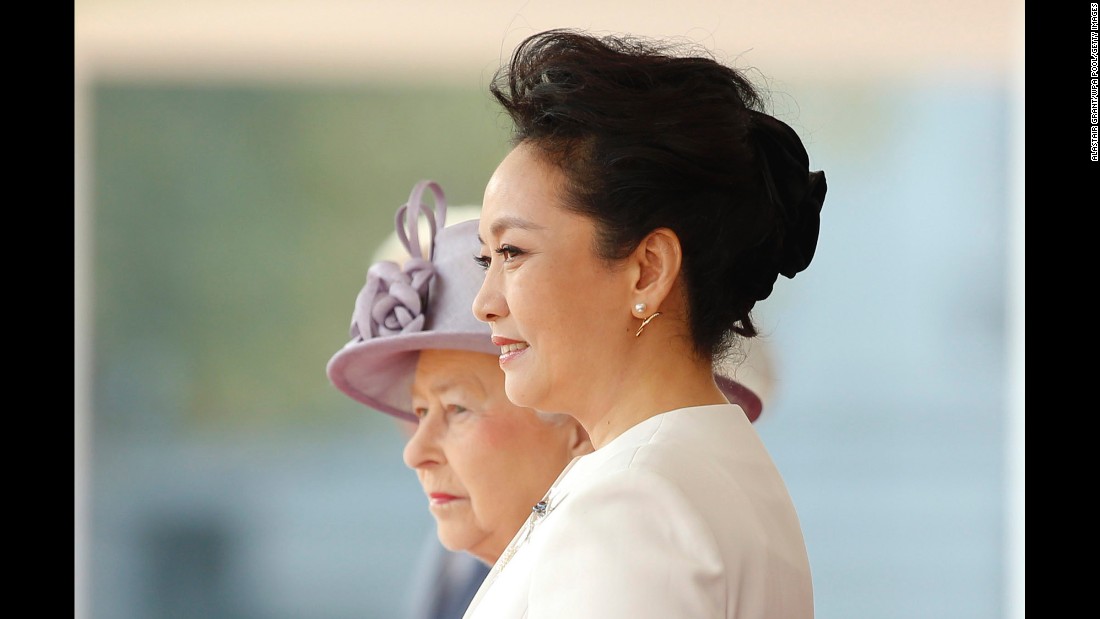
top-left (477, 215), bottom-right (546, 244)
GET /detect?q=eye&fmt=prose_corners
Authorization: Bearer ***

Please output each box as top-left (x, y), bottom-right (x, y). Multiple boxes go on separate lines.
top-left (473, 254), bottom-right (490, 270)
top-left (412, 406), bottom-right (429, 420)
top-left (446, 404), bottom-right (468, 415)
top-left (494, 244), bottom-right (524, 262)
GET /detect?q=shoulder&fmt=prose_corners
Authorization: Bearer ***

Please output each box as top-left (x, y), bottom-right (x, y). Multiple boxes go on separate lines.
top-left (565, 405), bottom-right (773, 504)
top-left (541, 404), bottom-right (802, 569)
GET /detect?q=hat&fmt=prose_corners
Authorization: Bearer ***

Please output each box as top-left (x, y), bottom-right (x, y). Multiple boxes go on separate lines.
top-left (327, 181), bottom-right (498, 423)
top-left (326, 180), bottom-right (763, 423)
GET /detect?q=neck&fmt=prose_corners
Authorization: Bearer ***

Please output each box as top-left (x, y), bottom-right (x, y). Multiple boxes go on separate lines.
top-left (579, 340), bottom-right (727, 449)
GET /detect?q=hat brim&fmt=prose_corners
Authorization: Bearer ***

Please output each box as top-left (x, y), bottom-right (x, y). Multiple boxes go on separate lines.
top-left (715, 373), bottom-right (761, 423)
top-left (327, 330), bottom-right (499, 423)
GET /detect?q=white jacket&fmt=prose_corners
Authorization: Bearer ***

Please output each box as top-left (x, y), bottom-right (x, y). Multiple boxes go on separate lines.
top-left (462, 404), bottom-right (813, 619)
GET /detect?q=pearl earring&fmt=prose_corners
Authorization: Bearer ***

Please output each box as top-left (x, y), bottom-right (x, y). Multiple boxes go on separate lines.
top-left (634, 303), bottom-right (647, 315)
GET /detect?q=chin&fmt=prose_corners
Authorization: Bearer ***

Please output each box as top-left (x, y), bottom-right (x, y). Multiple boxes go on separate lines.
top-left (435, 527), bottom-right (470, 554)
top-left (436, 537), bottom-right (461, 553)
top-left (503, 377), bottom-right (542, 411)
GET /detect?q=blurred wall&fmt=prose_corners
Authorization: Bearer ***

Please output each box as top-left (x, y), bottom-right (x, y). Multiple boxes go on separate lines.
top-left (75, 2), bottom-right (1024, 619)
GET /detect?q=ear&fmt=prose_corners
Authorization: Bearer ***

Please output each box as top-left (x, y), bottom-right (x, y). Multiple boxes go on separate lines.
top-left (567, 419), bottom-right (594, 457)
top-left (630, 227), bottom-right (682, 309)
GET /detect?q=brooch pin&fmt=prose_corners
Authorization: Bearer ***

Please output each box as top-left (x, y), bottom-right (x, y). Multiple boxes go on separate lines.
top-left (532, 500), bottom-right (548, 517)
top-left (494, 496), bottom-right (553, 574)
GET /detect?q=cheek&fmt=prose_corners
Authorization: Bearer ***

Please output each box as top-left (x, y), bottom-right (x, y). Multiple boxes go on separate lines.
top-left (513, 271), bottom-right (600, 341)
top-left (456, 425), bottom-right (523, 523)
top-left (470, 418), bottom-right (518, 452)
top-left (478, 421), bottom-right (559, 479)
top-left (447, 419), bottom-right (511, 490)
top-left (459, 414), bottom-right (533, 469)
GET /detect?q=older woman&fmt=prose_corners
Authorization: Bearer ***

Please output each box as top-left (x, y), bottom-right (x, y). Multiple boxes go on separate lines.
top-left (327, 181), bottom-right (770, 618)
top-left (464, 30), bottom-right (826, 618)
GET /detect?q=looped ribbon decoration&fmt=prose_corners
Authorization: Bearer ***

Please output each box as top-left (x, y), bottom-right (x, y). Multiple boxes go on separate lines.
top-left (744, 110), bottom-right (828, 301)
top-left (349, 181), bottom-right (449, 341)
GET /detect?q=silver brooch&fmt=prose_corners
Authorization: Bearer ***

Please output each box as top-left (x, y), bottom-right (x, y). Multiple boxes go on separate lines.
top-left (532, 500), bottom-right (548, 517)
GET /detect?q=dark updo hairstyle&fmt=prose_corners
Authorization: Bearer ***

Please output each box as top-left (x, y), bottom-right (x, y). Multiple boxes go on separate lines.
top-left (490, 29), bottom-right (827, 362)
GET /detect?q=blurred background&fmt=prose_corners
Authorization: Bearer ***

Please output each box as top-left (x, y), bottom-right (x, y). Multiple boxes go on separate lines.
top-left (75, 1), bottom-right (1024, 618)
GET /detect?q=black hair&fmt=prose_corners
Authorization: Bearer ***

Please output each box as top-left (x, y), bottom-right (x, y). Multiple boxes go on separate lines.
top-left (490, 29), bottom-right (826, 362)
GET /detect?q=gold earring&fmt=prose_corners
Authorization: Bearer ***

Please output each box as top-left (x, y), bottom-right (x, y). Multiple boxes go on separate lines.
top-left (635, 312), bottom-right (662, 337)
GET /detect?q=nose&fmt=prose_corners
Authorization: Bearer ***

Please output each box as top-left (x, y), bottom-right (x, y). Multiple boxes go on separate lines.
top-left (472, 266), bottom-right (507, 324)
top-left (402, 411), bottom-right (444, 470)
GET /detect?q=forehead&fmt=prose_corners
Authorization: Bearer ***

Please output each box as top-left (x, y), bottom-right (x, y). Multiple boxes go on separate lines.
top-left (481, 143), bottom-right (568, 231)
top-left (480, 145), bottom-right (604, 255)
top-left (412, 349), bottom-right (501, 395)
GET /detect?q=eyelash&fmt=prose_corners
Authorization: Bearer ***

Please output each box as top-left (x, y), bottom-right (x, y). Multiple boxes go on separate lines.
top-left (474, 245), bottom-right (524, 270)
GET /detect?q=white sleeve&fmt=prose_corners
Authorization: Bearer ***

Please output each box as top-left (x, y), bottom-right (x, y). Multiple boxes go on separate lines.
top-left (527, 467), bottom-right (728, 619)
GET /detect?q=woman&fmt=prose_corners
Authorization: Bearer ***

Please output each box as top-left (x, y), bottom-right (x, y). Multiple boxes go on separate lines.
top-left (465, 30), bottom-right (826, 618)
top-left (327, 181), bottom-right (771, 617)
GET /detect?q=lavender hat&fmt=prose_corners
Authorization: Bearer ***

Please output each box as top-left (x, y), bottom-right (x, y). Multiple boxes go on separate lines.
top-left (326, 180), bottom-right (763, 423)
top-left (326, 181), bottom-right (498, 423)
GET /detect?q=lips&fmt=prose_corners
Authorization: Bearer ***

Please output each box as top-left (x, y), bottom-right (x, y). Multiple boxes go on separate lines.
top-left (491, 334), bottom-right (525, 346)
top-left (491, 335), bottom-right (530, 362)
top-left (428, 492), bottom-right (462, 505)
